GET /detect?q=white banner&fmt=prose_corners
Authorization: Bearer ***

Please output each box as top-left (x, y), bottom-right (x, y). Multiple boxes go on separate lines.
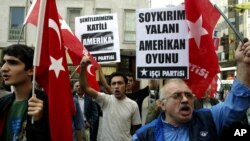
top-left (136, 5), bottom-right (189, 79)
top-left (75, 13), bottom-right (120, 63)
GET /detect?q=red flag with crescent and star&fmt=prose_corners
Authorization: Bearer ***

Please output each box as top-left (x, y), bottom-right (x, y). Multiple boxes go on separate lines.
top-left (185, 0), bottom-right (220, 98)
top-left (34, 0), bottom-right (74, 140)
top-left (24, 0), bottom-right (100, 91)
top-left (59, 18), bottom-right (100, 90)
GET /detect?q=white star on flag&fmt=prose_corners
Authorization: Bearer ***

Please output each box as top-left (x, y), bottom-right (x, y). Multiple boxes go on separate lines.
top-left (141, 68), bottom-right (147, 76)
top-left (49, 56), bottom-right (65, 78)
top-left (187, 16), bottom-right (208, 48)
top-left (59, 19), bottom-right (73, 34)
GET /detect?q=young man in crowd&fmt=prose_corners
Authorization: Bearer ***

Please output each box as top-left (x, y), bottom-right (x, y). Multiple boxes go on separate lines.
top-left (79, 57), bottom-right (141, 141)
top-left (125, 72), bottom-right (136, 94)
top-left (0, 44), bottom-right (50, 141)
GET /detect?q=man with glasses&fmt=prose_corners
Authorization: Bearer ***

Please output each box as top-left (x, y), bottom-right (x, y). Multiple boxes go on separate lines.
top-left (132, 40), bottom-right (250, 141)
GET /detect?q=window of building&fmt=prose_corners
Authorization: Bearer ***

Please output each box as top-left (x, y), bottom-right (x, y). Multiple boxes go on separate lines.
top-left (124, 9), bottom-right (136, 42)
top-left (67, 8), bottom-right (82, 33)
top-left (95, 8), bottom-right (111, 14)
top-left (118, 56), bottom-right (130, 72)
top-left (9, 7), bottom-right (25, 40)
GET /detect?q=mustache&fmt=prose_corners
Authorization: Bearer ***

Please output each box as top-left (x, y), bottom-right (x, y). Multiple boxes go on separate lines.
top-left (180, 104), bottom-right (191, 111)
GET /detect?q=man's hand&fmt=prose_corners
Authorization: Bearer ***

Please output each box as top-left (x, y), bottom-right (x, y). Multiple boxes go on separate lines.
top-left (235, 39), bottom-right (250, 87)
top-left (28, 95), bottom-right (44, 121)
top-left (235, 40), bottom-right (250, 64)
top-left (80, 56), bottom-right (91, 67)
top-left (85, 121), bottom-right (91, 128)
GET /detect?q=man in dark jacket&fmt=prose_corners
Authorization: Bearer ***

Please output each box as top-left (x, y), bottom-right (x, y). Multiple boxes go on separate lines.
top-left (132, 41), bottom-right (250, 141)
top-left (0, 44), bottom-right (50, 141)
top-left (194, 84), bottom-right (219, 109)
top-left (73, 81), bottom-right (99, 141)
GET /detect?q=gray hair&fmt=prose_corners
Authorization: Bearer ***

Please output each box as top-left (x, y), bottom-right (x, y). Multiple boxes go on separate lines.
top-left (159, 79), bottom-right (186, 100)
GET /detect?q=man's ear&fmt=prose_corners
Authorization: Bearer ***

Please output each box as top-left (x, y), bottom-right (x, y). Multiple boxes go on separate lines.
top-left (27, 67), bottom-right (34, 77)
top-left (160, 101), bottom-right (166, 111)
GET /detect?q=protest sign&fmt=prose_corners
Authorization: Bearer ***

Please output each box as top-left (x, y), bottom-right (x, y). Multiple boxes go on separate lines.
top-left (75, 13), bottom-right (120, 63)
top-left (136, 5), bottom-right (189, 79)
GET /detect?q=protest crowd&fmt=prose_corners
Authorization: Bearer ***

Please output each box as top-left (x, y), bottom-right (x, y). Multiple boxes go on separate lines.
top-left (1, 0), bottom-right (250, 141)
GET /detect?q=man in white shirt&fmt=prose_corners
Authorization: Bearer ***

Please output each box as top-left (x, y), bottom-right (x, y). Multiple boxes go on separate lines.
top-left (79, 56), bottom-right (141, 141)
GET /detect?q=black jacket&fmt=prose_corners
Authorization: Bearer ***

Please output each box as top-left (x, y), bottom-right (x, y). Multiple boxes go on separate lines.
top-left (194, 97), bottom-right (219, 109)
top-left (0, 89), bottom-right (51, 141)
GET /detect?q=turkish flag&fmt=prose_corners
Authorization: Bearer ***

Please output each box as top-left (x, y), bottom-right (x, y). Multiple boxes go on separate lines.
top-left (24, 0), bottom-right (99, 67)
top-left (210, 75), bottom-right (218, 98)
top-left (59, 18), bottom-right (100, 90)
top-left (86, 64), bottom-right (100, 91)
top-left (34, 0), bottom-right (74, 140)
top-left (59, 17), bottom-right (100, 68)
top-left (24, 0), bottom-right (100, 91)
top-left (23, 0), bottom-right (39, 25)
top-left (213, 37), bottom-right (220, 51)
top-left (185, 0), bottom-right (220, 98)
top-left (59, 18), bottom-right (100, 91)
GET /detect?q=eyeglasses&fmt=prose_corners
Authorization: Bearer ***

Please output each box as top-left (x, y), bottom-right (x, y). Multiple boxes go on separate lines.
top-left (162, 91), bottom-right (194, 101)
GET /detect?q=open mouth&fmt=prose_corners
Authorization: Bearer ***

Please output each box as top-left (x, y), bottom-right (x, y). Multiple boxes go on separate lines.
top-left (114, 90), bottom-right (120, 94)
top-left (2, 74), bottom-right (9, 80)
top-left (180, 106), bottom-right (190, 111)
top-left (179, 105), bottom-right (191, 116)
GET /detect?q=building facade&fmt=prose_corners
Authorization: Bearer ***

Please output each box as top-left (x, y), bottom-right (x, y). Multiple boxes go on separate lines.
top-left (2, 0), bottom-right (250, 91)
top-left (215, 0), bottom-right (250, 91)
top-left (0, 0), bottom-right (149, 86)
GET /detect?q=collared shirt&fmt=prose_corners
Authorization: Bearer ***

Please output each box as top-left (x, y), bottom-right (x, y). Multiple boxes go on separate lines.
top-left (203, 101), bottom-right (212, 109)
top-left (77, 94), bottom-right (86, 121)
top-left (162, 118), bottom-right (189, 141)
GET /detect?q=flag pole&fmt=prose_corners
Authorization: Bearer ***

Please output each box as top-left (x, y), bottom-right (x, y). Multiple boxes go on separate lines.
top-left (214, 4), bottom-right (244, 43)
top-left (21, 0), bottom-right (38, 44)
top-left (17, 25), bottom-right (25, 44)
top-left (32, 0), bottom-right (46, 96)
top-left (30, 0), bottom-right (46, 124)
top-left (70, 65), bottom-right (80, 79)
top-left (213, 4), bottom-right (244, 43)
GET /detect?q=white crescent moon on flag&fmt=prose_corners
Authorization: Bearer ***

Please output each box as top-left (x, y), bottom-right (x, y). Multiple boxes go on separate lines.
top-left (87, 64), bottom-right (94, 76)
top-left (49, 19), bottom-right (61, 49)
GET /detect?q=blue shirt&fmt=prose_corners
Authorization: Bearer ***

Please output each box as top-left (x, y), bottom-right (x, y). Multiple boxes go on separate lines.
top-left (162, 119), bottom-right (189, 141)
top-left (72, 98), bottom-right (84, 141)
top-left (132, 80), bottom-right (250, 141)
